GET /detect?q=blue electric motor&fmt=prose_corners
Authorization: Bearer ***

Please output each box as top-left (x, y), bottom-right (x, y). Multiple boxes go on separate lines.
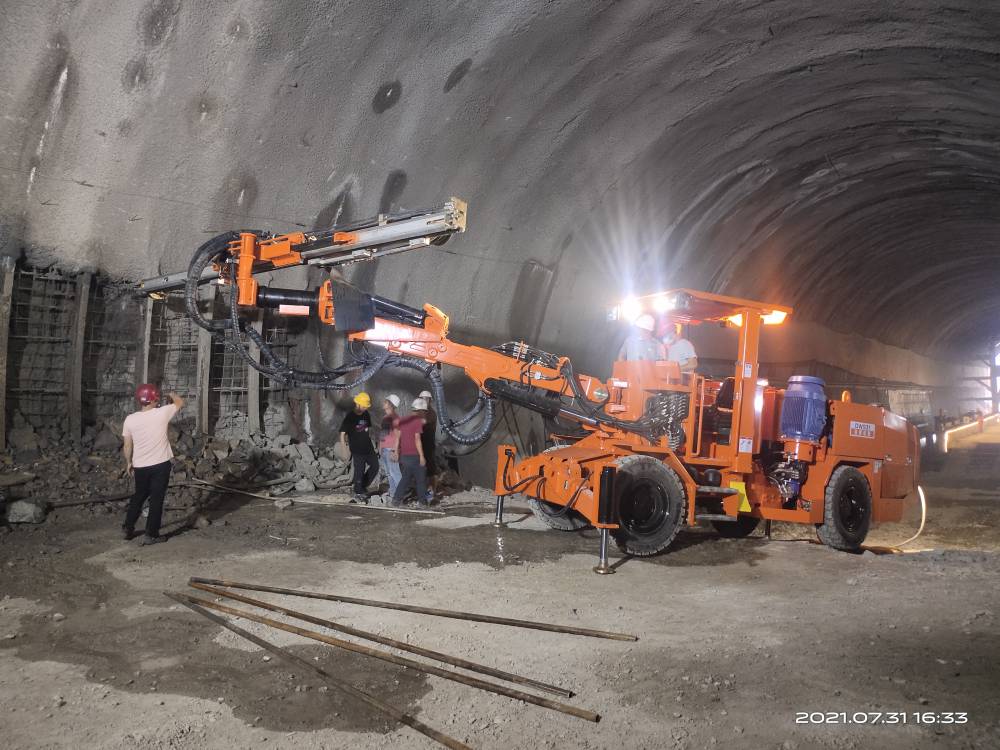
top-left (780, 375), bottom-right (828, 442)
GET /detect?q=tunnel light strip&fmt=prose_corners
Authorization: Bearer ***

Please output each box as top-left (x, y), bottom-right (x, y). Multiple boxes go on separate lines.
top-left (942, 414), bottom-right (1000, 453)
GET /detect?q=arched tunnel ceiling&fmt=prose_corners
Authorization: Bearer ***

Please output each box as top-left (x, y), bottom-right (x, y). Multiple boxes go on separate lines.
top-left (2, 1), bottom-right (999, 360)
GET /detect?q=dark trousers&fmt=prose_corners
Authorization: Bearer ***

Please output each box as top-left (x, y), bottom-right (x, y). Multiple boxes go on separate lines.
top-left (125, 460), bottom-right (171, 537)
top-left (393, 454), bottom-right (427, 504)
top-left (352, 452), bottom-right (379, 494)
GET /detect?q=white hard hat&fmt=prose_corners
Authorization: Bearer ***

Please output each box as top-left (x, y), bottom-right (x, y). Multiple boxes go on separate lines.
top-left (386, 394), bottom-right (401, 408)
top-left (412, 397), bottom-right (428, 410)
top-left (418, 390), bottom-right (433, 400)
top-left (635, 314), bottom-right (656, 332)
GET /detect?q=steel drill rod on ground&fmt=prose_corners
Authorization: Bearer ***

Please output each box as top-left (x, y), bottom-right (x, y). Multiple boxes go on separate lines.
top-left (189, 582), bottom-right (572, 698)
top-left (175, 592), bottom-right (600, 722)
top-left (189, 577), bottom-right (638, 642)
top-left (163, 592), bottom-right (470, 750)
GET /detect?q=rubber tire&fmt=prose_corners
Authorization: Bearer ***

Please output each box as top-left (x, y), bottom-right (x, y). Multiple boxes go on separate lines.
top-left (528, 498), bottom-right (590, 531)
top-left (817, 465), bottom-right (872, 551)
top-left (712, 515), bottom-right (760, 538)
top-left (611, 455), bottom-right (688, 556)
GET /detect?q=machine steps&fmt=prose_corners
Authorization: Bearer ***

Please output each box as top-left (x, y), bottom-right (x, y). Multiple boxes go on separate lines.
top-left (693, 486), bottom-right (739, 524)
top-left (694, 513), bottom-right (739, 523)
top-left (695, 485), bottom-right (738, 497)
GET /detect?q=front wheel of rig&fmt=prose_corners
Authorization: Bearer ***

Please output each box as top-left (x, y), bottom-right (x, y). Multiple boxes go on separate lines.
top-left (611, 455), bottom-right (687, 556)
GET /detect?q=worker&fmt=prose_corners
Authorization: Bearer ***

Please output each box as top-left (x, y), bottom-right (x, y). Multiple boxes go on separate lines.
top-left (617, 314), bottom-right (666, 361)
top-left (661, 322), bottom-right (698, 372)
top-left (340, 392), bottom-right (379, 504)
top-left (121, 385), bottom-right (184, 546)
top-left (418, 389), bottom-right (437, 502)
top-left (392, 398), bottom-right (429, 506)
top-left (379, 394), bottom-right (402, 498)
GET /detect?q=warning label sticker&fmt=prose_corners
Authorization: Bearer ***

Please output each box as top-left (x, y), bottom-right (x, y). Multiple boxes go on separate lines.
top-left (849, 420), bottom-right (876, 439)
top-left (738, 437), bottom-right (754, 453)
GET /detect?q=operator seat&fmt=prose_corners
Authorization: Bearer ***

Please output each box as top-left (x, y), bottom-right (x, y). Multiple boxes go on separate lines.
top-left (715, 377), bottom-right (735, 410)
top-left (706, 377), bottom-right (735, 444)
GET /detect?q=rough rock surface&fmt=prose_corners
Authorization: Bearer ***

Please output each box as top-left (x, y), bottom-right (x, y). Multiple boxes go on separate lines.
top-left (4, 499), bottom-right (47, 524)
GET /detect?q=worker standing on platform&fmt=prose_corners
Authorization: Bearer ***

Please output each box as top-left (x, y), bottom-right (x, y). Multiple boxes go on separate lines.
top-left (617, 314), bottom-right (666, 361)
top-left (340, 392), bottom-right (379, 504)
top-left (661, 322), bottom-right (699, 372)
top-left (418, 389), bottom-right (438, 502)
top-left (122, 385), bottom-right (184, 546)
top-left (379, 395), bottom-right (402, 498)
top-left (392, 399), bottom-right (428, 506)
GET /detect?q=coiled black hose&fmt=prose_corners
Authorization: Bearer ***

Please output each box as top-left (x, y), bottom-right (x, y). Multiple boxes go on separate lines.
top-left (183, 230), bottom-right (496, 439)
top-left (363, 353), bottom-right (498, 445)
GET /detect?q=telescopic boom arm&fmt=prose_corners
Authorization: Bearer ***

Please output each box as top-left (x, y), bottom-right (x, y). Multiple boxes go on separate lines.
top-left (134, 196), bottom-right (665, 447)
top-left (136, 198), bottom-right (467, 295)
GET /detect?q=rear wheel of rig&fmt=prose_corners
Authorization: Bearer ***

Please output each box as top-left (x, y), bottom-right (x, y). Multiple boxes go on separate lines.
top-left (816, 465), bottom-right (872, 551)
top-left (611, 455), bottom-right (688, 556)
top-left (712, 515), bottom-right (760, 538)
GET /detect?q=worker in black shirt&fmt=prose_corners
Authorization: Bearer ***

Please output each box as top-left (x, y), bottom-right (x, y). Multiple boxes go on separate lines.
top-left (339, 392), bottom-right (379, 503)
top-left (417, 390), bottom-right (438, 502)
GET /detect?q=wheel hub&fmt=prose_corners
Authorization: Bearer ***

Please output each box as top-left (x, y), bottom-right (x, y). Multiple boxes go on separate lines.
top-left (839, 484), bottom-right (867, 532)
top-left (619, 478), bottom-right (669, 534)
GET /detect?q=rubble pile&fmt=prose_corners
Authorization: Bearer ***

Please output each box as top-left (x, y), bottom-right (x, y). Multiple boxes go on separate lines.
top-left (0, 411), bottom-right (352, 525)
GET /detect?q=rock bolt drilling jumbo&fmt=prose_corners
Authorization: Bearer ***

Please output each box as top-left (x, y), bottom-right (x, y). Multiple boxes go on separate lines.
top-left (139, 197), bottom-right (919, 571)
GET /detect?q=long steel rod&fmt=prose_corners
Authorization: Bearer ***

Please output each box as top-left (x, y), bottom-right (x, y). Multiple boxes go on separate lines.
top-left (174, 592), bottom-right (599, 722)
top-left (189, 577), bottom-right (638, 642)
top-left (189, 582), bottom-right (572, 698)
top-left (163, 592), bottom-right (470, 750)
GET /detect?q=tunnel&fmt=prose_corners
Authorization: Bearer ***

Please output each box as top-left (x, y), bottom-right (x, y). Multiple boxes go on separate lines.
top-left (1, 5), bottom-right (1000, 747)
top-left (3, 2), bottom-right (998, 400)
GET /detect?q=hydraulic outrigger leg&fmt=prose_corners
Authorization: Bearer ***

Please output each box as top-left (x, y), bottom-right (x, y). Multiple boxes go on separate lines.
top-left (593, 466), bottom-right (617, 575)
top-left (492, 494), bottom-right (505, 528)
top-left (593, 529), bottom-right (614, 575)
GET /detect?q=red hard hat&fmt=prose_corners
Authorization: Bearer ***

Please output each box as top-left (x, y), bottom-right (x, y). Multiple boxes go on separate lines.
top-left (136, 384), bottom-right (160, 405)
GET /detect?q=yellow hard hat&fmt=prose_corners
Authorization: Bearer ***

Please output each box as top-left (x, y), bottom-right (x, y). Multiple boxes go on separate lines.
top-left (354, 392), bottom-right (372, 408)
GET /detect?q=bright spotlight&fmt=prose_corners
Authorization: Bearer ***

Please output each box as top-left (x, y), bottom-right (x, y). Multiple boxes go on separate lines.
top-left (621, 297), bottom-right (642, 322)
top-left (762, 310), bottom-right (788, 325)
top-left (652, 295), bottom-right (673, 313)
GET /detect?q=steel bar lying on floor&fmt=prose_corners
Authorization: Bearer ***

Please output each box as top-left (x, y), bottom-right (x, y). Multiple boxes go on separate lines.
top-left (175, 592), bottom-right (600, 722)
top-left (189, 577), bottom-right (638, 642)
top-left (163, 592), bottom-right (471, 750)
top-left (189, 582), bottom-right (572, 698)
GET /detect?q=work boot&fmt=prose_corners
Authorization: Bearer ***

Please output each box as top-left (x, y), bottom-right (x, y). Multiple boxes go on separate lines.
top-left (139, 534), bottom-right (166, 546)
top-left (121, 526), bottom-right (134, 541)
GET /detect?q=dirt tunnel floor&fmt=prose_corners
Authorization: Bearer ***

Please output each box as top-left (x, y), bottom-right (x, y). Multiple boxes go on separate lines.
top-left (2, 430), bottom-right (1000, 748)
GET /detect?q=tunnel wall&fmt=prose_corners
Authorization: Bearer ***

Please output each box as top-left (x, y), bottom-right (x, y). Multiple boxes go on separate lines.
top-left (1, 1), bottom-right (998, 478)
top-left (3, 1), bottom-right (1000, 358)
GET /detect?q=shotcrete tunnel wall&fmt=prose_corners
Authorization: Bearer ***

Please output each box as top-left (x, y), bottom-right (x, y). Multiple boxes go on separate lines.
top-left (0, 2), bottom-right (996, 474)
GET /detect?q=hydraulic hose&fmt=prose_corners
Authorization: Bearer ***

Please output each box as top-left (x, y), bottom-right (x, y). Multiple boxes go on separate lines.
top-left (539, 477), bottom-right (588, 518)
top-left (183, 233), bottom-right (495, 439)
top-left (348, 352), bottom-right (497, 446)
top-left (184, 231), bottom-right (243, 334)
top-left (499, 450), bottom-right (544, 493)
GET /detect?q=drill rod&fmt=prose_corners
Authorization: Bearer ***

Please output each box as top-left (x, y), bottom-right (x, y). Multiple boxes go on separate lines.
top-left (189, 582), bottom-right (572, 698)
top-left (173, 592), bottom-right (600, 722)
top-left (163, 592), bottom-right (470, 750)
top-left (189, 577), bottom-right (638, 642)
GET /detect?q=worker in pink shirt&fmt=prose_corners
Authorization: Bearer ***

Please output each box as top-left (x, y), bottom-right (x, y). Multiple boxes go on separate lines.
top-left (391, 398), bottom-right (428, 506)
top-left (121, 384), bottom-right (184, 545)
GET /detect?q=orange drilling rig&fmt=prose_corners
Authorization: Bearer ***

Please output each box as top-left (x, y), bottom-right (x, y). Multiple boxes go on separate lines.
top-left (140, 198), bottom-right (919, 571)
